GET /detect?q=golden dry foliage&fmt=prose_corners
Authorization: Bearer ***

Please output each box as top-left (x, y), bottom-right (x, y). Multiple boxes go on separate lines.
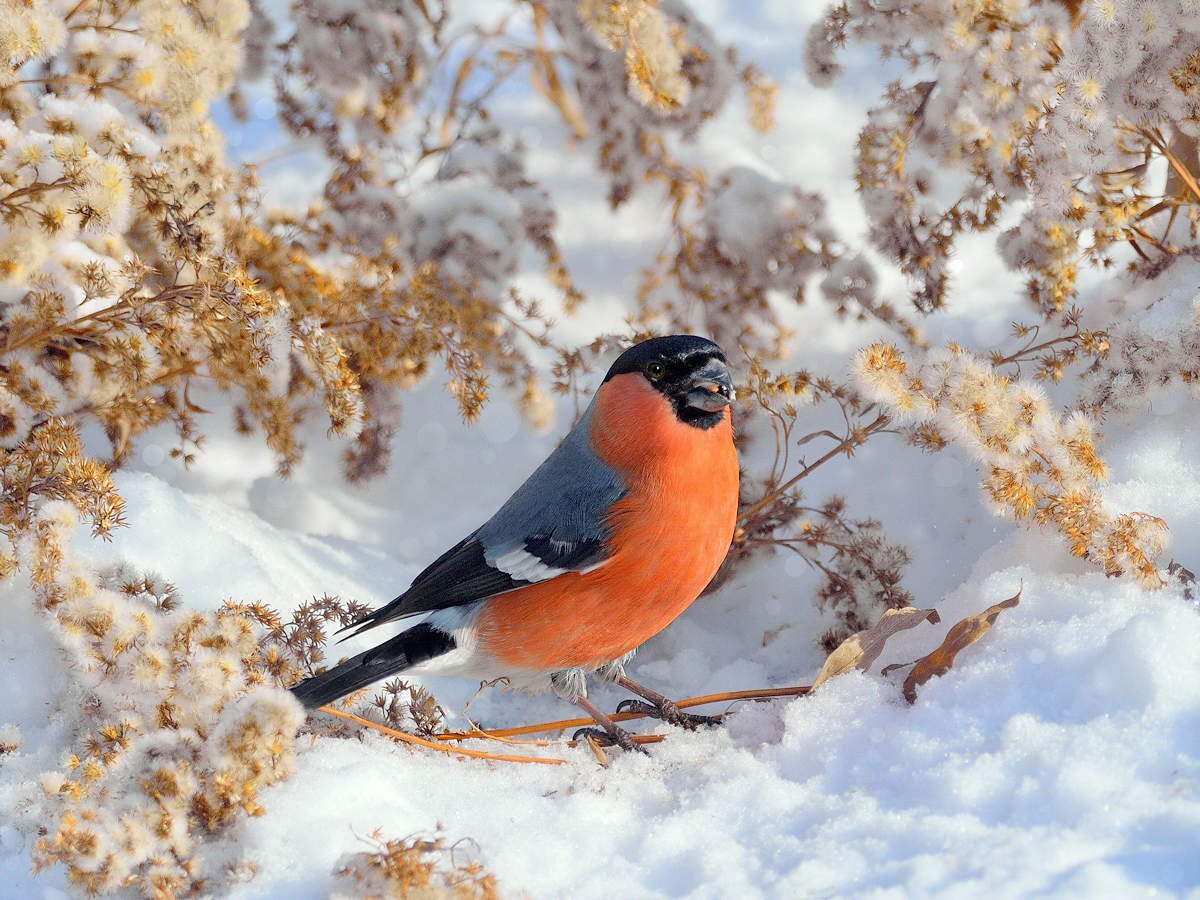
top-left (28, 520), bottom-right (304, 895)
top-left (26, 567), bottom-right (452, 894)
top-left (0, 0), bottom-right (593, 509)
top-left (1, 419), bottom-right (124, 598)
top-left (35, 692), bottom-right (298, 896)
top-left (741, 64), bottom-right (777, 134)
top-left (26, 578), bottom-right (462, 896)
top-left (331, 829), bottom-right (498, 900)
top-left (578, 0), bottom-right (691, 112)
top-left (857, 343), bottom-right (1168, 586)
top-left (900, 589), bottom-right (1022, 702)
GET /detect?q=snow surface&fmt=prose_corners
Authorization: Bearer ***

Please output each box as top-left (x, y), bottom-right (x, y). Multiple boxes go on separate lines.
top-left (4, 403), bottom-right (1198, 898)
top-left (3, 2), bottom-right (1200, 897)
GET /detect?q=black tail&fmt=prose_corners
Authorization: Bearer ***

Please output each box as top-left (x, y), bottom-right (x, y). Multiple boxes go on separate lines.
top-left (289, 623), bottom-right (456, 710)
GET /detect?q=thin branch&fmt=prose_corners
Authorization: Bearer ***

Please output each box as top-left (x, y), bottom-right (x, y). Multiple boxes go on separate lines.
top-left (1149, 128), bottom-right (1200, 205)
top-left (738, 414), bottom-right (890, 525)
top-left (316, 706), bottom-right (570, 765)
top-left (992, 332), bottom-right (1079, 368)
top-left (435, 685), bottom-right (812, 741)
top-left (62, 0), bottom-right (92, 22)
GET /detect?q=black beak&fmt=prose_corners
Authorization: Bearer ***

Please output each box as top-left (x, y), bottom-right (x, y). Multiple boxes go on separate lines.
top-left (683, 361), bottom-right (735, 412)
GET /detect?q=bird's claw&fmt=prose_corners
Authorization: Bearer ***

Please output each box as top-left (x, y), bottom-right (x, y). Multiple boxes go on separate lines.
top-left (572, 726), bottom-right (648, 755)
top-left (615, 698), bottom-right (657, 717)
top-left (615, 698), bottom-right (720, 731)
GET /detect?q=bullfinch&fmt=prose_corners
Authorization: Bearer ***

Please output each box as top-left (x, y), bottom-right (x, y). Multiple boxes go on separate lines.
top-left (290, 335), bottom-right (739, 751)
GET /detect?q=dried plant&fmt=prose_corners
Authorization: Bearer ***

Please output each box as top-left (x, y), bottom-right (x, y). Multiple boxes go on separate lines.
top-left (638, 167), bottom-right (921, 358)
top-left (331, 829), bottom-right (498, 900)
top-left (362, 678), bottom-right (447, 738)
top-left (578, 0), bottom-right (692, 113)
top-left (898, 589), bottom-right (1021, 703)
top-left (807, 0), bottom-right (1200, 315)
top-left (857, 342), bottom-right (1168, 586)
top-left (230, 592), bottom-right (449, 735)
top-left (25, 510), bottom-right (303, 895)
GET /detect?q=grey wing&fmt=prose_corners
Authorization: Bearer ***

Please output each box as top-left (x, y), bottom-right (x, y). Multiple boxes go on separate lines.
top-left (477, 405), bottom-right (625, 577)
top-left (341, 403), bottom-right (626, 639)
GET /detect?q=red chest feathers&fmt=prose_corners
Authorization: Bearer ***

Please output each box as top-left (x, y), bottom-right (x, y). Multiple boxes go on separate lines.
top-left (477, 374), bottom-right (740, 671)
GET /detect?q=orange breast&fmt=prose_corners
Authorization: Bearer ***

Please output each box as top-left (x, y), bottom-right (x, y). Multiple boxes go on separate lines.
top-left (475, 373), bottom-right (739, 672)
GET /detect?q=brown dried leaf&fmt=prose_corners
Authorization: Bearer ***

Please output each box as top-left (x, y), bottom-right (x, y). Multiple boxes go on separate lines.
top-left (812, 606), bottom-right (941, 690)
top-left (902, 589), bottom-right (1022, 703)
top-left (584, 735), bottom-right (609, 768)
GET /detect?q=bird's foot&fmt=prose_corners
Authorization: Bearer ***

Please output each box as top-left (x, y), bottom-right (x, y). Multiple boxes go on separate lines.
top-left (616, 698), bottom-right (720, 731)
top-left (572, 725), bottom-right (648, 755)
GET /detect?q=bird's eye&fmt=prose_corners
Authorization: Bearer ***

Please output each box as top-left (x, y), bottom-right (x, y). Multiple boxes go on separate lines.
top-left (646, 361), bottom-right (666, 380)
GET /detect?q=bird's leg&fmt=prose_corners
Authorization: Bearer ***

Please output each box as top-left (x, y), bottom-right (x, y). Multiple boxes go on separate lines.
top-left (572, 695), bottom-right (648, 754)
top-left (614, 675), bottom-right (720, 730)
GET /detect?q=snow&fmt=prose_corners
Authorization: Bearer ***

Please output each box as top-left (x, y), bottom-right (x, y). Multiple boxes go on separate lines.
top-left (7, 427), bottom-right (1199, 897)
top-left (3, 2), bottom-right (1200, 897)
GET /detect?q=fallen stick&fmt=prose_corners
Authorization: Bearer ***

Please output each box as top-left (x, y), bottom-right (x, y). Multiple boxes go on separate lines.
top-left (317, 705), bottom-right (570, 765)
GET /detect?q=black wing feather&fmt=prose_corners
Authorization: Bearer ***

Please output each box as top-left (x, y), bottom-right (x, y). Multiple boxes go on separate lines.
top-left (339, 532), bottom-right (531, 639)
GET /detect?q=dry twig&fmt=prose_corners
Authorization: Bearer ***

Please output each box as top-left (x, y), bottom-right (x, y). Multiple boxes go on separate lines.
top-left (317, 707), bottom-right (569, 766)
top-left (435, 685), bottom-right (811, 742)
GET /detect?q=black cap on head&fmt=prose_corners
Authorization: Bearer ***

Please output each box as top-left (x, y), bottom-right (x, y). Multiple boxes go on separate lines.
top-left (603, 335), bottom-right (725, 382)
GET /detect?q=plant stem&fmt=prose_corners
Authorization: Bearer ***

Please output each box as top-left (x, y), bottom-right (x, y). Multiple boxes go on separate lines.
top-left (737, 413), bottom-right (890, 525)
top-left (317, 706), bottom-right (569, 765)
top-left (434, 685), bottom-right (811, 741)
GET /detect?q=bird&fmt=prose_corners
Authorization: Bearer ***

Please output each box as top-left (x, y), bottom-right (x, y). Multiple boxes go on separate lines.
top-left (289, 334), bottom-right (740, 751)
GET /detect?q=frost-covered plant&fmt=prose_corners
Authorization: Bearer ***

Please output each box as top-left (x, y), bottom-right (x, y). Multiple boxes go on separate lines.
top-left (1075, 257), bottom-right (1200, 414)
top-left (807, 0), bottom-right (1200, 315)
top-left (0, 0), bottom-right (367, 485)
top-left (331, 829), bottom-right (498, 900)
top-left (23, 509), bottom-right (303, 895)
top-left (639, 165), bottom-right (920, 357)
top-left (275, 0), bottom-right (429, 149)
top-left (542, 0), bottom-right (738, 203)
top-left (21, 537), bottom-right (457, 895)
top-left (798, 0), bottom-right (1200, 595)
top-left (856, 342), bottom-right (1168, 586)
top-left (0, 419), bottom-right (124, 591)
top-left (578, 0), bottom-right (692, 112)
